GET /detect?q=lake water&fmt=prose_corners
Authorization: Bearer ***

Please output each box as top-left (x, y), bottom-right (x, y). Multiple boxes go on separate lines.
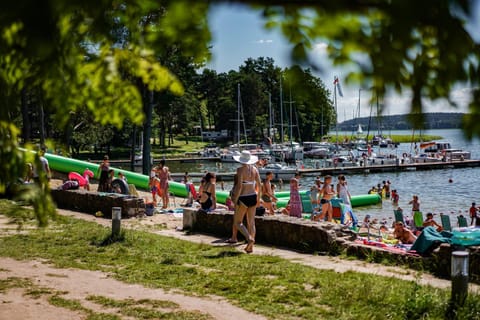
top-left (166, 129), bottom-right (480, 223)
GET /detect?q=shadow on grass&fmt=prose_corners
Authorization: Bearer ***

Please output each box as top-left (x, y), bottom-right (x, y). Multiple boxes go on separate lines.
top-left (204, 250), bottom-right (243, 259)
top-left (91, 231), bottom-right (126, 247)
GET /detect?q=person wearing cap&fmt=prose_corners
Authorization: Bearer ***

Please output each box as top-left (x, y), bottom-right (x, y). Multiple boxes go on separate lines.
top-left (232, 150), bottom-right (262, 253)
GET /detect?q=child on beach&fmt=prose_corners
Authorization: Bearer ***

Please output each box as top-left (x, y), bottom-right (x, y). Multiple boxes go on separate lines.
top-left (310, 177), bottom-right (322, 212)
top-left (391, 189), bottom-right (399, 206)
top-left (280, 200), bottom-right (291, 215)
top-left (149, 174), bottom-right (161, 206)
top-left (409, 195), bottom-right (420, 212)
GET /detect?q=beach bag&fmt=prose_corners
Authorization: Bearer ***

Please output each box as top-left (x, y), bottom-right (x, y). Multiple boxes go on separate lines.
top-left (145, 203), bottom-right (155, 216)
top-left (255, 207), bottom-right (266, 216)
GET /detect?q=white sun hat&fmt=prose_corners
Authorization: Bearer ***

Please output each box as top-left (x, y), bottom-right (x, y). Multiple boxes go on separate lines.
top-left (233, 150), bottom-right (258, 165)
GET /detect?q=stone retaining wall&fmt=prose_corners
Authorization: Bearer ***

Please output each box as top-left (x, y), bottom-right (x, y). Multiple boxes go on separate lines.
top-left (183, 208), bottom-right (480, 283)
top-left (51, 189), bottom-right (145, 218)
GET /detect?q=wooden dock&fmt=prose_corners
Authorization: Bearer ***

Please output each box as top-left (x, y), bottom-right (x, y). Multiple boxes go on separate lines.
top-left (170, 159), bottom-right (480, 181)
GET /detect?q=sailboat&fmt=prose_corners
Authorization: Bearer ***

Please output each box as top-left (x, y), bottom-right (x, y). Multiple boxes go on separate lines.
top-left (268, 82), bottom-right (304, 164)
top-left (356, 124), bottom-right (363, 135)
top-left (351, 89), bottom-right (367, 151)
top-left (220, 84), bottom-right (270, 162)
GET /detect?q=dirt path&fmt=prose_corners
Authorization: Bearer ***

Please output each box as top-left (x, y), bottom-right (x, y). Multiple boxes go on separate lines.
top-left (0, 257), bottom-right (266, 320)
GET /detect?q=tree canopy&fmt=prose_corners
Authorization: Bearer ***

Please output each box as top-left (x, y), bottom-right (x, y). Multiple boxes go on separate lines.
top-left (1, 0), bottom-right (479, 224)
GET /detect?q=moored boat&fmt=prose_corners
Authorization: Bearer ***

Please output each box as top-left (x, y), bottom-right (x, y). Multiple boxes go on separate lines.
top-left (258, 163), bottom-right (299, 181)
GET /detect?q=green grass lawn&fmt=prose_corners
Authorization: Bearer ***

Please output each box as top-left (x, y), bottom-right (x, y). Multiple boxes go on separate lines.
top-left (0, 201), bottom-right (479, 319)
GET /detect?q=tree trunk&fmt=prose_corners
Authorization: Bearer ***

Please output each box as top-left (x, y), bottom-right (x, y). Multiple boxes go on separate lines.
top-left (142, 89), bottom-right (153, 175)
top-left (20, 88), bottom-right (31, 143)
top-left (130, 126), bottom-right (136, 172)
top-left (38, 101), bottom-right (45, 146)
top-left (158, 117), bottom-right (166, 148)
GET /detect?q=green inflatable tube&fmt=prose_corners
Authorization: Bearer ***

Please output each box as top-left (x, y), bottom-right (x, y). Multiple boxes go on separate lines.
top-left (275, 190), bottom-right (308, 198)
top-left (351, 194), bottom-right (382, 207)
top-left (275, 193), bottom-right (381, 210)
top-left (39, 151), bottom-right (381, 208)
top-left (42, 152), bottom-right (228, 202)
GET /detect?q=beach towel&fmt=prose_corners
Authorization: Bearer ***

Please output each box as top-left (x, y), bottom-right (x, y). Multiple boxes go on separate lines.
top-left (411, 226), bottom-right (452, 254)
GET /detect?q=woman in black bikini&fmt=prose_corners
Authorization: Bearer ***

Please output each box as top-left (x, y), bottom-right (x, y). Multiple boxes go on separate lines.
top-left (199, 172), bottom-right (216, 211)
top-left (232, 150), bottom-right (262, 253)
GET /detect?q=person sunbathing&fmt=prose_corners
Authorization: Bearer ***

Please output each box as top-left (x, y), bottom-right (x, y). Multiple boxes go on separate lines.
top-left (422, 213), bottom-right (443, 232)
top-left (393, 222), bottom-right (417, 244)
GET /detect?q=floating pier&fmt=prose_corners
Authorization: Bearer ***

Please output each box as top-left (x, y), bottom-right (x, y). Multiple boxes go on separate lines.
top-left (170, 159), bottom-right (480, 181)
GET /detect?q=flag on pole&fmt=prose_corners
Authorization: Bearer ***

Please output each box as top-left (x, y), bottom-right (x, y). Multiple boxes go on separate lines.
top-left (334, 76), bottom-right (344, 97)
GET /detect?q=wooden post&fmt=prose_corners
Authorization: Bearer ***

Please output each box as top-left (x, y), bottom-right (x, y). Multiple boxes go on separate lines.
top-left (112, 207), bottom-right (121, 237)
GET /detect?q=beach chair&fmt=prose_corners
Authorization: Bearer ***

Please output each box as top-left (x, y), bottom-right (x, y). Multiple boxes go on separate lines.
top-left (457, 215), bottom-right (468, 228)
top-left (440, 214), bottom-right (452, 231)
top-left (413, 211), bottom-right (424, 228)
top-left (393, 209), bottom-right (404, 223)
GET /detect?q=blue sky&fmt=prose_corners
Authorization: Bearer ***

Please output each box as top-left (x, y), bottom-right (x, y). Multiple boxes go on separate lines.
top-left (207, 3), bottom-right (479, 122)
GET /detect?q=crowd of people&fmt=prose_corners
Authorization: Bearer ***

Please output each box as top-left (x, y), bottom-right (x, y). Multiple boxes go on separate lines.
top-left (32, 146), bottom-right (480, 251)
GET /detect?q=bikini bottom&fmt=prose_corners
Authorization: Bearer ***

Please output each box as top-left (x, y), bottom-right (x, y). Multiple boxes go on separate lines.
top-left (238, 194), bottom-right (257, 207)
top-left (201, 198), bottom-right (212, 210)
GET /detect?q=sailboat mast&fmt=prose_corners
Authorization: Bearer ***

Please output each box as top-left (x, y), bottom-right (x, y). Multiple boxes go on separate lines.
top-left (334, 78), bottom-right (338, 149)
top-left (237, 83), bottom-right (240, 147)
top-left (268, 92), bottom-right (272, 140)
top-left (280, 77), bottom-right (284, 144)
top-left (357, 88), bottom-right (362, 120)
top-left (289, 89), bottom-right (293, 146)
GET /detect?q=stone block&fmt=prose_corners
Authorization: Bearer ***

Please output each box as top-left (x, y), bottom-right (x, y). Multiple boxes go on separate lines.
top-left (51, 189), bottom-right (145, 218)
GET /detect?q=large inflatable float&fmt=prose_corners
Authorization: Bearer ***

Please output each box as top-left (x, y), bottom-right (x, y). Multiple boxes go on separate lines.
top-left (40, 152), bottom-right (381, 210)
top-left (274, 190), bottom-right (381, 210)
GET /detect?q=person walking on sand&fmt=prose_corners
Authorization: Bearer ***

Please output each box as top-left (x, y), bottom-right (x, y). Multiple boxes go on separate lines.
top-left (232, 150), bottom-right (262, 253)
top-left (289, 172), bottom-right (303, 218)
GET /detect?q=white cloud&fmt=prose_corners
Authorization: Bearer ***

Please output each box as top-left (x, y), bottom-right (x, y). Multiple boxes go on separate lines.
top-left (312, 42), bottom-right (328, 54)
top-left (254, 39), bottom-right (273, 44)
